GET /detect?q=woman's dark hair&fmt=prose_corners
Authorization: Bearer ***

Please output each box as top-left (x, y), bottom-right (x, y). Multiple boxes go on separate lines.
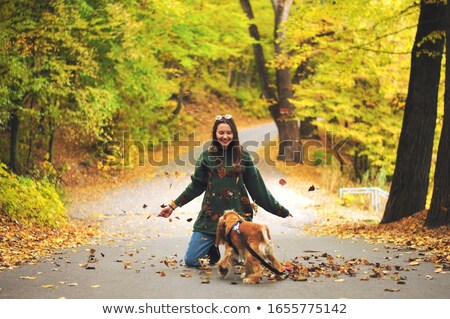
top-left (210, 116), bottom-right (243, 168)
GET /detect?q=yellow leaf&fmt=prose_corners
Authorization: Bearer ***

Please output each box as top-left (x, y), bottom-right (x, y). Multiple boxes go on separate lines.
top-left (90, 285), bottom-right (100, 288)
top-left (42, 284), bottom-right (55, 289)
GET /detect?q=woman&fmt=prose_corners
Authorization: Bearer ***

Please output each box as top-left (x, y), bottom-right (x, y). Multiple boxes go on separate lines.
top-left (158, 114), bottom-right (290, 267)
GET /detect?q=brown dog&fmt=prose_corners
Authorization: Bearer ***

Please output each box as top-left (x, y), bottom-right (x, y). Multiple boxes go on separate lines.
top-left (215, 210), bottom-right (283, 284)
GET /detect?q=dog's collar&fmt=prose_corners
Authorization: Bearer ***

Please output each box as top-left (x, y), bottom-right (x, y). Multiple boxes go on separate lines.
top-left (226, 220), bottom-right (242, 254)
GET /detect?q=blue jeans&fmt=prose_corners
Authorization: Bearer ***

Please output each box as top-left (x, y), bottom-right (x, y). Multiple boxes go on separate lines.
top-left (184, 231), bottom-right (216, 267)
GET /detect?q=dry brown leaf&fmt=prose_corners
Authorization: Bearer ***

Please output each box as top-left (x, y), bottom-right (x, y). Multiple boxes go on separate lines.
top-left (360, 276), bottom-right (369, 281)
top-left (384, 288), bottom-right (400, 292)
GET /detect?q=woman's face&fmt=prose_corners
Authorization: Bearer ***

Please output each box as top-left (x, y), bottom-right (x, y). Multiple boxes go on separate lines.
top-left (216, 123), bottom-right (234, 148)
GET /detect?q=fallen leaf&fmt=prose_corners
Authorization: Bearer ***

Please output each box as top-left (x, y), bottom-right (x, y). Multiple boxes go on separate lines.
top-left (180, 273), bottom-right (193, 278)
top-left (90, 285), bottom-right (100, 288)
top-left (21, 276), bottom-right (37, 280)
top-left (384, 288), bottom-right (400, 292)
top-left (143, 204), bottom-right (148, 209)
top-left (123, 261), bottom-right (132, 269)
top-left (67, 283), bottom-right (78, 287)
top-left (42, 285), bottom-right (56, 289)
top-left (187, 218), bottom-right (193, 222)
top-left (334, 279), bottom-right (345, 283)
top-left (360, 276), bottom-right (369, 281)
top-left (279, 179), bottom-right (287, 186)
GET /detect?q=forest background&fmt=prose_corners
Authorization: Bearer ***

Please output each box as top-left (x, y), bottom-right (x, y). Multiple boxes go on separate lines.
top-left (0, 0), bottom-right (449, 267)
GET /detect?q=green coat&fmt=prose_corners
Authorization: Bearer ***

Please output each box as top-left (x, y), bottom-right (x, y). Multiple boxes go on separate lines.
top-left (174, 148), bottom-right (290, 235)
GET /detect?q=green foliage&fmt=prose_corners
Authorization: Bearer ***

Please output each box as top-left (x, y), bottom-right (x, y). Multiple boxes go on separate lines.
top-left (0, 162), bottom-right (67, 227)
top-left (285, 0), bottom-right (418, 179)
top-left (0, 0), bottom-right (442, 196)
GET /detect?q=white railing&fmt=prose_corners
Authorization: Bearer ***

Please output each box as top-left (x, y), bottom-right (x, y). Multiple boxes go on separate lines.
top-left (339, 187), bottom-right (389, 212)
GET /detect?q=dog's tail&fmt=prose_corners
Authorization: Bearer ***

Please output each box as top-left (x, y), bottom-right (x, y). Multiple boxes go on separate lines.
top-left (260, 225), bottom-right (274, 256)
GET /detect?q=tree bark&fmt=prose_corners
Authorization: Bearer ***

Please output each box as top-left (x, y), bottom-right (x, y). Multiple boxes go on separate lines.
top-left (239, 0), bottom-right (277, 101)
top-left (9, 110), bottom-right (20, 173)
top-left (271, 0), bottom-right (301, 162)
top-left (426, 1), bottom-right (450, 227)
top-left (381, 0), bottom-right (445, 223)
top-left (48, 125), bottom-right (55, 164)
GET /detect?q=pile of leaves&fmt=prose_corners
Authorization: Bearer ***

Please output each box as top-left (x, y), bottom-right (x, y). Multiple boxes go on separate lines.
top-left (0, 214), bottom-right (100, 270)
top-left (305, 210), bottom-right (449, 270)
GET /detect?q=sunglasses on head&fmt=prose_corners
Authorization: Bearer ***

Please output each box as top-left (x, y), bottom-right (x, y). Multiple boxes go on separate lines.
top-left (215, 114), bottom-right (232, 121)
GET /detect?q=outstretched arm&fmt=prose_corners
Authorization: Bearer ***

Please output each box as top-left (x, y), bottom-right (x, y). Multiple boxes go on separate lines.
top-left (242, 154), bottom-right (290, 218)
top-left (158, 153), bottom-right (208, 218)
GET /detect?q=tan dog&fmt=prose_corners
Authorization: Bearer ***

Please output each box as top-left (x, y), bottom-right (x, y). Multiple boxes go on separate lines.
top-left (215, 210), bottom-right (283, 284)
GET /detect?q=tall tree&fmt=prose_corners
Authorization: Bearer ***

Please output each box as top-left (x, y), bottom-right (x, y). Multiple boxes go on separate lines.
top-left (240, 0), bottom-right (301, 162)
top-left (239, 0), bottom-right (276, 101)
top-left (426, 1), bottom-right (450, 228)
top-left (270, 0), bottom-right (301, 162)
top-left (381, 0), bottom-right (446, 224)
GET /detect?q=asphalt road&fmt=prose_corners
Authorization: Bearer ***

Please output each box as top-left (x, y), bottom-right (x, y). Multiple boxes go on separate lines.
top-left (1, 122), bottom-right (449, 299)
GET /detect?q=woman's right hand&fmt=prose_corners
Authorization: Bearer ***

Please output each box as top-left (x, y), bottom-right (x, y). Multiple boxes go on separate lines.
top-left (158, 205), bottom-right (173, 218)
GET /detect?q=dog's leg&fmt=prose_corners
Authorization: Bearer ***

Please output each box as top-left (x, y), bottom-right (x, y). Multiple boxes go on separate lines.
top-left (266, 253), bottom-right (285, 280)
top-left (216, 249), bottom-right (233, 279)
top-left (242, 252), bottom-right (262, 284)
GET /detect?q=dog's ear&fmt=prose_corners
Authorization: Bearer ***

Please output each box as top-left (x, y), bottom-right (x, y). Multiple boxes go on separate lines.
top-left (215, 217), bottom-right (226, 246)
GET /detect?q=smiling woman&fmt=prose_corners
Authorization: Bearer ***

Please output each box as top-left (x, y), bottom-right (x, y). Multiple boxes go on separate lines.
top-left (158, 115), bottom-right (291, 268)
top-left (215, 114), bottom-right (234, 148)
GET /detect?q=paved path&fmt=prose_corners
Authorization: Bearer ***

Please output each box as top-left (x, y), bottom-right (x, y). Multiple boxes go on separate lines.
top-left (1, 123), bottom-right (449, 299)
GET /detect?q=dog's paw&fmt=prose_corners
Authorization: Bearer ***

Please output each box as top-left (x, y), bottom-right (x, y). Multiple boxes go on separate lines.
top-left (243, 277), bottom-right (260, 284)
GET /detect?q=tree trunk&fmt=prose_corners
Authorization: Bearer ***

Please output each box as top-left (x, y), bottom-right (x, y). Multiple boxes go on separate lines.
top-left (426, 1), bottom-right (450, 227)
top-left (172, 81), bottom-right (184, 117)
top-left (48, 125), bottom-right (55, 164)
top-left (381, 0), bottom-right (445, 224)
top-left (271, 0), bottom-right (301, 162)
top-left (239, 0), bottom-right (277, 101)
top-left (9, 110), bottom-right (20, 174)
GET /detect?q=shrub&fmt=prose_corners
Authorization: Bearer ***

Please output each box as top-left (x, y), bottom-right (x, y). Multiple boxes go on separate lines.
top-left (0, 162), bottom-right (67, 227)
